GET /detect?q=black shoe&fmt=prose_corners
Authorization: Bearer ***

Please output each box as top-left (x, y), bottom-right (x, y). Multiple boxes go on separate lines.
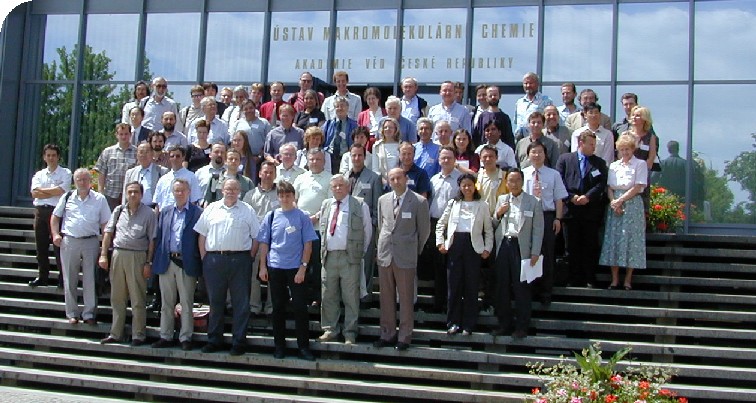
top-left (273, 347), bottom-right (286, 359)
top-left (180, 341), bottom-right (193, 351)
top-left (512, 329), bottom-right (528, 339)
top-left (490, 328), bottom-right (509, 337)
top-left (298, 348), bottom-right (315, 361)
top-left (201, 343), bottom-right (224, 353)
top-left (131, 338), bottom-right (146, 347)
top-left (229, 345), bottom-right (246, 356)
top-left (29, 278), bottom-right (49, 287)
top-left (395, 342), bottom-right (410, 351)
top-left (373, 338), bottom-right (396, 348)
top-left (151, 338), bottom-right (175, 348)
top-left (146, 300), bottom-right (162, 312)
top-left (447, 324), bottom-right (460, 335)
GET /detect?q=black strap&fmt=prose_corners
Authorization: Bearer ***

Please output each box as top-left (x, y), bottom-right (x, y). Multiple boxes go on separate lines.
top-left (267, 209), bottom-right (275, 246)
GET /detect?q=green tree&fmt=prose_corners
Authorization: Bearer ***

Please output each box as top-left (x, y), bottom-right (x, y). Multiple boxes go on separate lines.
top-left (724, 133), bottom-right (756, 220)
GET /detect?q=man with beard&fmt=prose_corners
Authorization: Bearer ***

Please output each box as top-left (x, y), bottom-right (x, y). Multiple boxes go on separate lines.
top-left (160, 111), bottom-right (188, 148)
top-left (148, 131), bottom-right (170, 168)
top-left (473, 85), bottom-right (515, 149)
top-left (557, 83), bottom-right (580, 124)
top-left (141, 77), bottom-right (179, 132)
top-left (195, 143), bottom-right (227, 197)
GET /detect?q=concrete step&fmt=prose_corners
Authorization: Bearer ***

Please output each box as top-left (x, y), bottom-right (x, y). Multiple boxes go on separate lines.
top-left (0, 206), bottom-right (34, 218)
top-left (646, 260), bottom-right (756, 273)
top-left (552, 287), bottom-right (756, 306)
top-left (647, 245), bottom-right (756, 260)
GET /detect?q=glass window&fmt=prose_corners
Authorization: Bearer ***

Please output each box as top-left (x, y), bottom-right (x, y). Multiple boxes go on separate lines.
top-left (268, 11), bottom-right (329, 82)
top-left (85, 14), bottom-right (139, 81)
top-left (144, 13), bottom-right (201, 82)
top-left (694, 0), bottom-right (756, 80)
top-left (540, 85), bottom-right (611, 117)
top-left (79, 84), bottom-right (129, 167)
top-left (36, 84), bottom-right (73, 166)
top-left (617, 3), bottom-right (688, 81)
top-left (42, 15), bottom-right (80, 79)
top-left (401, 8), bottom-right (467, 83)
top-left (692, 84), bottom-right (756, 224)
top-left (334, 9), bottom-right (397, 84)
top-left (542, 5), bottom-right (612, 82)
top-left (204, 12), bottom-right (264, 83)
top-left (471, 6), bottom-right (538, 83)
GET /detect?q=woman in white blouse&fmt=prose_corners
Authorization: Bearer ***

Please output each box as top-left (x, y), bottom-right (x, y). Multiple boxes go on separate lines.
top-left (599, 134), bottom-right (648, 290)
top-left (435, 173), bottom-right (493, 335)
top-left (371, 118), bottom-right (402, 186)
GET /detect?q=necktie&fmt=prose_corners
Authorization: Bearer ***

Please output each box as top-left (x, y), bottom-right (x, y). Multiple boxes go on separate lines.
top-left (333, 120), bottom-right (343, 157)
top-left (329, 200), bottom-right (341, 236)
top-left (534, 169), bottom-right (542, 198)
top-left (580, 157), bottom-right (587, 177)
top-left (393, 196), bottom-right (401, 219)
top-left (272, 104), bottom-right (279, 126)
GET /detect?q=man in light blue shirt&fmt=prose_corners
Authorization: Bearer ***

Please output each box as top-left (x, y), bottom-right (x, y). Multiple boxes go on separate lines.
top-left (513, 72), bottom-right (553, 139)
top-left (428, 81), bottom-right (472, 134)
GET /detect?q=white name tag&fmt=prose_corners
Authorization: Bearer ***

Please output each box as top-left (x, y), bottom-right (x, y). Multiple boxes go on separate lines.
top-left (285, 225), bottom-right (297, 234)
top-left (564, 139), bottom-right (570, 147)
top-left (339, 131), bottom-right (346, 139)
top-left (133, 224), bottom-right (143, 231)
top-left (407, 179), bottom-right (415, 186)
top-left (309, 117), bottom-right (318, 124)
top-left (591, 169), bottom-right (600, 177)
top-left (360, 183), bottom-right (371, 190)
top-left (640, 144), bottom-right (650, 151)
top-left (401, 212), bottom-right (412, 219)
top-left (251, 124), bottom-right (259, 130)
top-left (523, 211), bottom-right (534, 218)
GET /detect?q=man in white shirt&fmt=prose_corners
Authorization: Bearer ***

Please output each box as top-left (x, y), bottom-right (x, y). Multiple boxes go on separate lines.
top-left (29, 143), bottom-right (71, 288)
top-left (399, 77), bottom-right (428, 124)
top-left (141, 77), bottom-right (179, 132)
top-left (569, 103), bottom-right (615, 165)
top-left (427, 81), bottom-right (472, 134)
top-left (186, 96), bottom-right (230, 145)
top-left (322, 71), bottom-right (362, 120)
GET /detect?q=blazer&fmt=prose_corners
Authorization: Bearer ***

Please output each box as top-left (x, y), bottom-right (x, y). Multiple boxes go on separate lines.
top-left (152, 203), bottom-right (203, 277)
top-left (376, 189), bottom-right (430, 269)
top-left (556, 151), bottom-right (608, 221)
top-left (435, 199), bottom-right (493, 254)
top-left (122, 163), bottom-right (169, 205)
top-left (349, 168), bottom-right (383, 228)
top-left (136, 126), bottom-right (152, 144)
top-left (323, 118), bottom-right (358, 154)
top-left (318, 195), bottom-right (368, 265)
top-left (492, 192), bottom-right (544, 259)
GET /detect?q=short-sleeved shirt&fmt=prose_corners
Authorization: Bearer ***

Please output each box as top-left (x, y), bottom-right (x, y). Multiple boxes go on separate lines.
top-left (106, 203), bottom-right (157, 251)
top-left (232, 117), bottom-right (271, 156)
top-left (429, 169), bottom-right (461, 218)
top-left (475, 140), bottom-right (517, 169)
top-left (405, 164), bottom-right (431, 197)
top-left (264, 126), bottom-right (304, 160)
top-left (476, 168), bottom-right (508, 216)
top-left (275, 164), bottom-right (306, 185)
top-left (257, 207), bottom-right (319, 269)
top-left (427, 102), bottom-right (472, 134)
top-left (31, 166), bottom-right (72, 206)
top-left (322, 92), bottom-right (362, 121)
top-left (513, 92), bottom-right (553, 134)
top-left (152, 168), bottom-right (203, 209)
top-left (414, 141), bottom-right (440, 178)
top-left (193, 199), bottom-right (260, 251)
top-left (94, 144), bottom-right (137, 198)
top-left (53, 189), bottom-right (111, 238)
top-left (142, 96), bottom-right (179, 132)
top-left (608, 156), bottom-right (648, 191)
top-left (292, 171), bottom-right (332, 216)
top-left (242, 185), bottom-right (280, 221)
top-left (522, 165), bottom-right (569, 212)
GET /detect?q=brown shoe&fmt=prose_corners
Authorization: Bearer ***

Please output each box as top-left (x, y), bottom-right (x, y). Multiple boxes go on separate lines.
top-left (84, 319), bottom-right (97, 325)
top-left (100, 336), bottom-right (119, 344)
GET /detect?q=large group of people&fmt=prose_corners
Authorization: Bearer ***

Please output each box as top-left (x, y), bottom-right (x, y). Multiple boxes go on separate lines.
top-left (29, 71), bottom-right (659, 360)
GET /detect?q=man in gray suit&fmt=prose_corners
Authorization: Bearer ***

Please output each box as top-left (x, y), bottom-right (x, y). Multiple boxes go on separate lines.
top-left (122, 143), bottom-right (168, 208)
top-left (373, 168), bottom-right (430, 351)
top-left (346, 144), bottom-right (383, 300)
top-left (491, 169), bottom-right (544, 339)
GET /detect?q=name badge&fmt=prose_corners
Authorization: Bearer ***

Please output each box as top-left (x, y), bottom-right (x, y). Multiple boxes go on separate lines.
top-left (640, 144), bottom-right (650, 151)
top-left (625, 169), bottom-right (634, 176)
top-left (309, 117), bottom-right (318, 124)
top-left (401, 212), bottom-right (412, 219)
top-left (285, 225), bottom-right (297, 234)
top-left (523, 211), bottom-right (534, 218)
top-left (271, 200), bottom-right (280, 207)
top-left (564, 139), bottom-right (570, 147)
top-left (407, 179), bottom-right (415, 186)
top-left (360, 183), bottom-right (371, 190)
top-left (133, 224), bottom-right (143, 231)
top-left (204, 148), bottom-right (211, 155)
top-left (591, 169), bottom-right (600, 177)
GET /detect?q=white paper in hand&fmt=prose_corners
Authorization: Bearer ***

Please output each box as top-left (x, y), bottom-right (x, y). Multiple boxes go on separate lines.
top-left (520, 255), bottom-right (543, 284)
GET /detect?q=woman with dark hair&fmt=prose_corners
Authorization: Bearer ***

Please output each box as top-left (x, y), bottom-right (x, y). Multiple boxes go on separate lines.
top-left (435, 173), bottom-right (493, 336)
top-left (184, 119), bottom-right (212, 172)
top-left (357, 87), bottom-right (385, 143)
top-left (230, 130), bottom-right (256, 179)
top-left (121, 80), bottom-right (150, 123)
top-left (294, 89), bottom-right (326, 130)
top-left (452, 129), bottom-right (480, 175)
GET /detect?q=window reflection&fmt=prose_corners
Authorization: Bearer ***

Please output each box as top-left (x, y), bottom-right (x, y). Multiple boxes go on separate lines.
top-left (401, 9), bottom-right (467, 83)
top-left (617, 3), bottom-right (688, 81)
top-left (694, 0), bottom-right (756, 80)
top-left (36, 84), bottom-right (73, 167)
top-left (42, 15), bottom-right (79, 78)
top-left (471, 6), bottom-right (538, 83)
top-left (335, 9), bottom-right (397, 84)
top-left (79, 84), bottom-right (129, 167)
top-left (543, 5), bottom-right (612, 82)
top-left (205, 12), bottom-right (264, 82)
top-left (145, 13), bottom-right (200, 81)
top-left (268, 11), bottom-right (329, 82)
top-left (692, 84), bottom-right (756, 224)
top-left (85, 14), bottom-right (138, 81)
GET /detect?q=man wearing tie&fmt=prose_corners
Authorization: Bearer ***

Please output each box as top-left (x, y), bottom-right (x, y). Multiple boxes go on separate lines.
top-left (490, 169), bottom-right (543, 339)
top-left (373, 168), bottom-right (430, 351)
top-left (556, 131), bottom-right (608, 288)
top-left (318, 175), bottom-right (372, 345)
top-left (322, 97), bottom-right (358, 174)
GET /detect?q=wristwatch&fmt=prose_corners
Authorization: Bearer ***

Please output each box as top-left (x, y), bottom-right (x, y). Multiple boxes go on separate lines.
top-left (300, 262), bottom-right (308, 268)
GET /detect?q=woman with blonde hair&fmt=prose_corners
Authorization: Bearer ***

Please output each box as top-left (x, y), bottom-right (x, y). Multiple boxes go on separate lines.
top-left (625, 105), bottom-right (658, 209)
top-left (296, 126), bottom-right (331, 173)
top-left (371, 117), bottom-right (402, 185)
top-left (599, 134), bottom-right (647, 290)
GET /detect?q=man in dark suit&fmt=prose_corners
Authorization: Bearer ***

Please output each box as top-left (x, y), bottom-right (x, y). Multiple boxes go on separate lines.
top-left (122, 143), bottom-right (168, 207)
top-left (346, 144), bottom-right (383, 300)
top-left (129, 106), bottom-right (152, 145)
top-left (323, 97), bottom-right (358, 173)
top-left (150, 178), bottom-right (203, 351)
top-left (556, 131), bottom-right (608, 288)
top-left (373, 168), bottom-right (430, 351)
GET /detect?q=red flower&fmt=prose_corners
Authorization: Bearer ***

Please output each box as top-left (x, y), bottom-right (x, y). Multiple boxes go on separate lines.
top-left (653, 204), bottom-right (663, 211)
top-left (678, 398), bottom-right (688, 403)
top-left (531, 388), bottom-right (540, 395)
top-left (604, 395), bottom-right (617, 403)
top-left (659, 389), bottom-right (676, 397)
top-left (653, 187), bottom-right (666, 194)
top-left (589, 390), bottom-right (598, 400)
top-left (657, 222), bottom-right (669, 231)
top-left (639, 380), bottom-right (650, 390)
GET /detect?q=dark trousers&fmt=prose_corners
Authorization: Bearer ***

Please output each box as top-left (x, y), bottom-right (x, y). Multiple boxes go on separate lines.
top-left (533, 210), bottom-right (556, 298)
top-left (305, 232), bottom-right (322, 303)
top-left (269, 267), bottom-right (310, 349)
top-left (34, 206), bottom-right (61, 283)
top-left (564, 218), bottom-right (600, 286)
top-left (446, 233), bottom-right (481, 331)
top-left (203, 253), bottom-right (252, 347)
top-left (419, 218), bottom-right (447, 311)
top-left (494, 237), bottom-right (531, 332)
top-left (105, 195), bottom-right (121, 212)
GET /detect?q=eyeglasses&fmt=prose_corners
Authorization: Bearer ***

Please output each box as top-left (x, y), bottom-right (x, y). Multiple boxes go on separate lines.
top-left (155, 84), bottom-right (167, 88)
top-left (191, 94), bottom-right (203, 98)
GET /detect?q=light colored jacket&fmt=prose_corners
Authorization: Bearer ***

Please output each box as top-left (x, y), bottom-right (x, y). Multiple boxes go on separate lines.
top-left (435, 199), bottom-right (493, 254)
top-left (492, 192), bottom-right (544, 259)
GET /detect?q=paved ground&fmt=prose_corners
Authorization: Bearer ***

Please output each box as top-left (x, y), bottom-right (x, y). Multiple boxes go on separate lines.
top-left (0, 386), bottom-right (133, 402)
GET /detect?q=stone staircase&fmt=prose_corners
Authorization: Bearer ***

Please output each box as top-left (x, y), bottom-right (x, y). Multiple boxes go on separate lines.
top-left (0, 206), bottom-right (754, 402)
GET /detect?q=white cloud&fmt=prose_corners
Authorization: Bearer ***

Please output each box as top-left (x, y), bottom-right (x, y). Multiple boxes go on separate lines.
top-left (694, 1), bottom-right (756, 80)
